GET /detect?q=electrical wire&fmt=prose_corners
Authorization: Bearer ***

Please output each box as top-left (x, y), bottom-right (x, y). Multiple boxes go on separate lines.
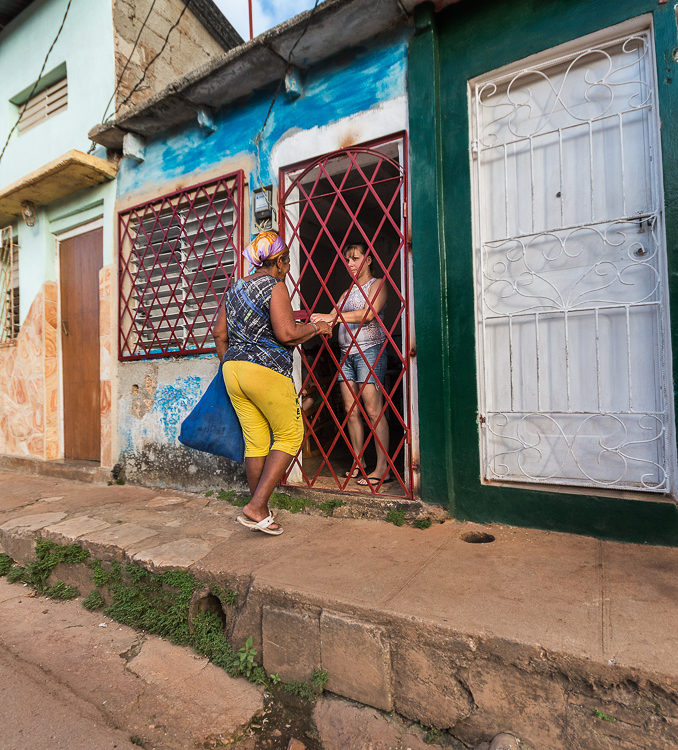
top-left (87, 0), bottom-right (159, 154)
top-left (115, 0), bottom-right (192, 114)
top-left (0, 0), bottom-right (73, 168)
top-left (100, 0), bottom-right (159, 126)
top-left (252, 0), bottom-right (321, 229)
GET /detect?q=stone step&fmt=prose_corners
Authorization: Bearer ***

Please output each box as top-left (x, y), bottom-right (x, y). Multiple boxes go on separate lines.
top-left (0, 454), bottom-right (111, 484)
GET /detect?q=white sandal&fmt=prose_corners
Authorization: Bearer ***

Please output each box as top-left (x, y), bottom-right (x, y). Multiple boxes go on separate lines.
top-left (237, 512), bottom-right (283, 536)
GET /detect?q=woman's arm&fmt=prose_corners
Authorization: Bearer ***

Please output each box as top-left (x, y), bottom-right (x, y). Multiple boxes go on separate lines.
top-left (311, 280), bottom-right (387, 325)
top-left (213, 305), bottom-right (228, 361)
top-left (270, 282), bottom-right (331, 345)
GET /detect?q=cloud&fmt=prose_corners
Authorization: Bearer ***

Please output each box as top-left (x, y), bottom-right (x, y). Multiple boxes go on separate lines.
top-left (214, 0), bottom-right (318, 40)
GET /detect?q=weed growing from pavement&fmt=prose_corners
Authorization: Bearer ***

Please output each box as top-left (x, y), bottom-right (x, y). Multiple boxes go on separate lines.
top-left (413, 517), bottom-right (432, 529)
top-left (1, 540), bottom-right (328, 705)
top-left (317, 498), bottom-right (344, 515)
top-left (592, 709), bottom-right (617, 722)
top-left (311, 668), bottom-right (329, 690)
top-left (423, 726), bottom-right (442, 743)
top-left (206, 489), bottom-right (349, 517)
top-left (0, 541), bottom-right (89, 592)
top-left (237, 636), bottom-right (259, 680)
top-left (270, 492), bottom-right (313, 514)
top-left (0, 554), bottom-right (12, 576)
top-left (387, 508), bottom-right (406, 526)
top-left (45, 581), bottom-right (79, 599)
top-left (210, 584), bottom-right (238, 606)
top-left (82, 589), bottom-right (105, 610)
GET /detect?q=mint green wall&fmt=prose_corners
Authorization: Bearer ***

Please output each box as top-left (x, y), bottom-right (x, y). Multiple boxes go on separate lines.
top-left (408, 0), bottom-right (678, 545)
top-left (0, 0), bottom-right (116, 321)
top-left (0, 0), bottom-right (115, 184)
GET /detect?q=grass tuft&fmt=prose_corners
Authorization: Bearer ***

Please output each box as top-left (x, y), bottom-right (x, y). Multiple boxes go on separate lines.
top-left (386, 509), bottom-right (406, 527)
top-left (269, 492), bottom-right (313, 514)
top-left (0, 554), bottom-right (14, 576)
top-left (413, 518), bottom-right (432, 530)
top-left (317, 498), bottom-right (344, 515)
top-left (46, 581), bottom-right (79, 600)
top-left (83, 590), bottom-right (105, 610)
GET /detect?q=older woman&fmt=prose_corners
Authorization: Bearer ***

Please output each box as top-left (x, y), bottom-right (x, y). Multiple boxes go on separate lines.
top-left (213, 232), bottom-right (331, 535)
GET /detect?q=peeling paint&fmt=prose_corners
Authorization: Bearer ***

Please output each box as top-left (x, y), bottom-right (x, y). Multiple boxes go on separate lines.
top-left (116, 31), bottom-right (410, 200)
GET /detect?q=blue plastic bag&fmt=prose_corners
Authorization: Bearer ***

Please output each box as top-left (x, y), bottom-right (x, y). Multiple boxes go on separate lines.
top-left (178, 366), bottom-right (245, 463)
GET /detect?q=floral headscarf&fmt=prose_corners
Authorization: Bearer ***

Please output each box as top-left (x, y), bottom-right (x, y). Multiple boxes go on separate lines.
top-left (243, 231), bottom-right (288, 274)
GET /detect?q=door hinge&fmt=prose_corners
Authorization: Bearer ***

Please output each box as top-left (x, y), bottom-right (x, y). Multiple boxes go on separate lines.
top-left (478, 413), bottom-right (486, 425)
top-left (471, 140), bottom-right (479, 160)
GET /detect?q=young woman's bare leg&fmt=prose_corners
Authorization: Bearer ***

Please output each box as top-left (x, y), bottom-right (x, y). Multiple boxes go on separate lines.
top-left (340, 380), bottom-right (365, 475)
top-left (361, 383), bottom-right (389, 480)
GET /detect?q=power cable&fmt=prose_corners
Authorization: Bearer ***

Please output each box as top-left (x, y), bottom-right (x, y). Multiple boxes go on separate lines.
top-left (115, 0), bottom-right (192, 114)
top-left (100, 0), bottom-right (159, 126)
top-left (252, 0), bottom-right (321, 230)
top-left (0, 0), bottom-right (73, 168)
top-left (87, 0), bottom-right (159, 154)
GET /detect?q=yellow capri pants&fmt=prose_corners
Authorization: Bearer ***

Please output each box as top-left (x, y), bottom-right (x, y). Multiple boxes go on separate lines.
top-left (222, 360), bottom-right (304, 458)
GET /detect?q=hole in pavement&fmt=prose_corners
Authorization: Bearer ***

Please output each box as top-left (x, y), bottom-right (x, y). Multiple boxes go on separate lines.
top-left (460, 531), bottom-right (495, 544)
top-left (194, 593), bottom-right (227, 628)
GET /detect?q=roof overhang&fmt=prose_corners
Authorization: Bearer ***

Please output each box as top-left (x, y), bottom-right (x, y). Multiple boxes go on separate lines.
top-left (89, 0), bottom-right (445, 151)
top-left (0, 150), bottom-right (118, 226)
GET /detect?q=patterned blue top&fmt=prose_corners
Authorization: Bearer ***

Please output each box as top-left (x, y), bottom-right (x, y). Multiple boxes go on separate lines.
top-left (223, 275), bottom-right (293, 379)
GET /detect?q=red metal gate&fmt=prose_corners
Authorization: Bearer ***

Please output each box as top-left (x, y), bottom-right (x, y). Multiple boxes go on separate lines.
top-left (279, 135), bottom-right (414, 498)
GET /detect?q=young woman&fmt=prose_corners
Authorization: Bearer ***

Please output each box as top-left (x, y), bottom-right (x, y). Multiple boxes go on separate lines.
top-left (213, 231), bottom-right (332, 535)
top-left (311, 242), bottom-right (390, 487)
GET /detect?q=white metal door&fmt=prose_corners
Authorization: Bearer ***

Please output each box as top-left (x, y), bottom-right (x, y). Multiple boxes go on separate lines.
top-left (470, 25), bottom-right (674, 493)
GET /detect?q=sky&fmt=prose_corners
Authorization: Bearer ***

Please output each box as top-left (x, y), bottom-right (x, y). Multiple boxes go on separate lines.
top-left (213, 0), bottom-right (319, 41)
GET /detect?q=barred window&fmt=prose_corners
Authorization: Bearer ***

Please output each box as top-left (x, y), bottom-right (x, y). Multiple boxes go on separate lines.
top-left (118, 172), bottom-right (243, 359)
top-left (0, 227), bottom-right (19, 345)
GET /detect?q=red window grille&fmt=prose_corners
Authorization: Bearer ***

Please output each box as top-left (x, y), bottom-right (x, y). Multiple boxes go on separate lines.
top-left (118, 172), bottom-right (243, 360)
top-left (279, 136), bottom-right (415, 499)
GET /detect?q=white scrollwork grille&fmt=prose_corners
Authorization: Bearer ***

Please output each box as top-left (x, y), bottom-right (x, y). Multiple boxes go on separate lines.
top-left (470, 28), bottom-right (674, 492)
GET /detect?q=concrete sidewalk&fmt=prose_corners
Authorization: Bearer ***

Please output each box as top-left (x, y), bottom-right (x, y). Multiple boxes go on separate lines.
top-left (0, 469), bottom-right (676, 749)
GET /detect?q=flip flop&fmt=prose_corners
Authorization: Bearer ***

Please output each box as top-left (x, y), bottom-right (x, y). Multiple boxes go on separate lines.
top-left (237, 513), bottom-right (283, 536)
top-left (355, 476), bottom-right (393, 487)
top-left (344, 467), bottom-right (362, 478)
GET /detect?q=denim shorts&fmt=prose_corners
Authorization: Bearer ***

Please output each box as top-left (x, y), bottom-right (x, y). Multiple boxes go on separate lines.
top-left (338, 345), bottom-right (386, 388)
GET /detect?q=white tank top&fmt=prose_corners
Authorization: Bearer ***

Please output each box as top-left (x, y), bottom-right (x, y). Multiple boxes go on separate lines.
top-left (337, 278), bottom-right (385, 354)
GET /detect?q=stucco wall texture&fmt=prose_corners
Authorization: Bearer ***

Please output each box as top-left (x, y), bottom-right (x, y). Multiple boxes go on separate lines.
top-left (117, 355), bottom-right (245, 491)
top-left (112, 31), bottom-right (410, 486)
top-left (0, 283), bottom-right (58, 459)
top-left (113, 0), bottom-right (225, 115)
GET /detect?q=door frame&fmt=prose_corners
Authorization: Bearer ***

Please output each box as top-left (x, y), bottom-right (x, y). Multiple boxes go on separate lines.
top-left (277, 132), bottom-right (420, 499)
top-left (467, 16), bottom-right (676, 496)
top-left (55, 218), bottom-right (104, 461)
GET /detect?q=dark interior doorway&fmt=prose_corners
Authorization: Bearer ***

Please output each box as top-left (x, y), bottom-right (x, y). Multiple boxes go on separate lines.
top-left (280, 136), bottom-right (413, 498)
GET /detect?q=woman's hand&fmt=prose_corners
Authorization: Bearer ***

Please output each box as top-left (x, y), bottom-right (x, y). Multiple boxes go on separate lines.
top-left (314, 319), bottom-right (332, 336)
top-left (311, 312), bottom-right (334, 325)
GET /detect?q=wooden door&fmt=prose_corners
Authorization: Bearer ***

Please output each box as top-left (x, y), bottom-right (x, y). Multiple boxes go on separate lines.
top-left (60, 228), bottom-right (102, 461)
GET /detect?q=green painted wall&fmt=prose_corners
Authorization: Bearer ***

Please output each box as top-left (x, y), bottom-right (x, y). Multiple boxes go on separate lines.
top-left (408, 0), bottom-right (678, 545)
top-left (0, 0), bottom-right (115, 321)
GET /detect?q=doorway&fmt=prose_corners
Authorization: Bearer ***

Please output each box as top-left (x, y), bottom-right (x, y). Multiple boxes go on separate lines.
top-left (279, 135), bottom-right (414, 498)
top-left (59, 227), bottom-right (103, 461)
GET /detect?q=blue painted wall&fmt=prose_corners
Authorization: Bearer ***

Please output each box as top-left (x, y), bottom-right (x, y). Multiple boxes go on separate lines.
top-left (117, 31), bottom-right (410, 201)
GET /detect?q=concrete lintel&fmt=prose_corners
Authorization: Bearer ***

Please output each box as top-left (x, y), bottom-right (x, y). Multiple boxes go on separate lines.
top-left (0, 150), bottom-right (117, 226)
top-left (122, 133), bottom-right (146, 164)
top-left (196, 107), bottom-right (216, 134)
top-left (284, 67), bottom-right (303, 100)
